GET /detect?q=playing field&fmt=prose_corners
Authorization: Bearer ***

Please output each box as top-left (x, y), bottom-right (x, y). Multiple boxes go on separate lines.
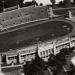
top-left (0, 18), bottom-right (74, 52)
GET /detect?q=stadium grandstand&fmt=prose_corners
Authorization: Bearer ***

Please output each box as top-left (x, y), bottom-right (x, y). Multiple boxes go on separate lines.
top-left (0, 4), bottom-right (74, 62)
top-left (0, 6), bottom-right (48, 31)
top-left (1, 36), bottom-right (75, 65)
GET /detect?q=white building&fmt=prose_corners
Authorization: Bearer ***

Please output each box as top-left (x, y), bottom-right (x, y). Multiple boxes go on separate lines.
top-left (2, 36), bottom-right (75, 65)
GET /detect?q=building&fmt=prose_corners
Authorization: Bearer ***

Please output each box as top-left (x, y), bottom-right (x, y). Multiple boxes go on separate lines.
top-left (0, 4), bottom-right (74, 73)
top-left (0, 36), bottom-right (74, 66)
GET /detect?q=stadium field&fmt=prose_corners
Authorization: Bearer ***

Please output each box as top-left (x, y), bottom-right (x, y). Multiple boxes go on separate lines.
top-left (0, 18), bottom-right (74, 52)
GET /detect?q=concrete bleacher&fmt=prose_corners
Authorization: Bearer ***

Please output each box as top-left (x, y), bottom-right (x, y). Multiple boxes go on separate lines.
top-left (0, 10), bottom-right (21, 22)
top-left (0, 6), bottom-right (48, 31)
top-left (1, 14), bottom-right (41, 29)
top-left (2, 15), bottom-right (31, 29)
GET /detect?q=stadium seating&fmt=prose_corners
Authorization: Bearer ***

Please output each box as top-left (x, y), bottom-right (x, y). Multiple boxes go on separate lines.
top-left (1, 15), bottom-right (32, 29)
top-left (1, 13), bottom-right (43, 29)
top-left (0, 6), bottom-right (48, 31)
top-left (0, 6), bottom-right (47, 22)
top-left (0, 10), bottom-right (21, 22)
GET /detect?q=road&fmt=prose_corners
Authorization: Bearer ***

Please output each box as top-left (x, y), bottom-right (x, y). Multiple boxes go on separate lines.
top-left (53, 7), bottom-right (75, 15)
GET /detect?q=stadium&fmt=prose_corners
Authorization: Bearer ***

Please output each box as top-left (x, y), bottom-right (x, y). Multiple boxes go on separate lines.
top-left (0, 1), bottom-right (75, 75)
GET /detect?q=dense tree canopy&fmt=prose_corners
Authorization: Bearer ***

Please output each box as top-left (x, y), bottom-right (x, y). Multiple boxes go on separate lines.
top-left (24, 0), bottom-right (38, 7)
top-left (23, 52), bottom-right (46, 75)
top-left (50, 0), bottom-right (56, 7)
top-left (0, 0), bottom-right (3, 12)
top-left (63, 0), bottom-right (71, 6)
top-left (48, 47), bottom-right (75, 75)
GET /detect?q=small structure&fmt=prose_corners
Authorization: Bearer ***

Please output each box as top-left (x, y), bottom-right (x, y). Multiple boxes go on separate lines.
top-left (38, 41), bottom-right (54, 61)
top-left (68, 10), bottom-right (72, 19)
top-left (47, 5), bottom-right (54, 18)
top-left (47, 5), bottom-right (59, 18)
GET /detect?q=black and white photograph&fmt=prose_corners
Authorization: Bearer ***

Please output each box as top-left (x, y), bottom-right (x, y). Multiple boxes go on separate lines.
top-left (0, 0), bottom-right (75, 75)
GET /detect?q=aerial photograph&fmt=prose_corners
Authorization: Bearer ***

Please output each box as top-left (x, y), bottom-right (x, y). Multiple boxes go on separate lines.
top-left (0, 0), bottom-right (75, 75)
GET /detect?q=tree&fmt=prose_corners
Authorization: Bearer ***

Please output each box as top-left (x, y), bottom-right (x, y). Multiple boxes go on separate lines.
top-left (18, 0), bottom-right (24, 7)
top-left (48, 48), bottom-right (69, 75)
top-left (24, 0), bottom-right (38, 7)
top-left (32, 0), bottom-right (38, 7)
top-left (40, 3), bottom-right (43, 6)
top-left (58, 1), bottom-right (64, 7)
top-left (63, 0), bottom-right (71, 7)
top-left (3, 0), bottom-right (18, 8)
top-left (23, 52), bottom-right (46, 75)
top-left (23, 61), bottom-right (44, 75)
top-left (48, 54), bottom-right (56, 67)
top-left (48, 47), bottom-right (75, 75)
top-left (50, 0), bottom-right (56, 7)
